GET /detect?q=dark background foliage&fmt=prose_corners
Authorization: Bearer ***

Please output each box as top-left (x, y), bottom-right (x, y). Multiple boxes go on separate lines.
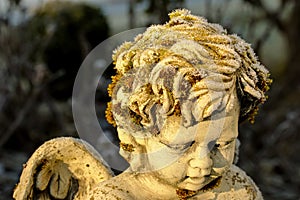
top-left (0, 0), bottom-right (299, 199)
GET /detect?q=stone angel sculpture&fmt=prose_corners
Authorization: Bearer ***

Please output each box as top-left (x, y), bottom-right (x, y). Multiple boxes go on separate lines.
top-left (13, 9), bottom-right (272, 200)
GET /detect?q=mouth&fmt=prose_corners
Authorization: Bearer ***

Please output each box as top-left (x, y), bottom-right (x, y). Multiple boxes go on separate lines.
top-left (176, 176), bottom-right (222, 200)
top-left (187, 176), bottom-right (205, 184)
top-left (178, 175), bottom-right (221, 191)
top-left (186, 173), bottom-right (218, 183)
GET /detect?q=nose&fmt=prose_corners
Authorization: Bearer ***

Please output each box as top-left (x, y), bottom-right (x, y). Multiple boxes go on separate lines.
top-left (188, 150), bottom-right (213, 176)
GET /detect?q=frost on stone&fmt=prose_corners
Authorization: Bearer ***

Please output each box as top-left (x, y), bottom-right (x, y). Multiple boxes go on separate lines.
top-left (106, 8), bottom-right (272, 133)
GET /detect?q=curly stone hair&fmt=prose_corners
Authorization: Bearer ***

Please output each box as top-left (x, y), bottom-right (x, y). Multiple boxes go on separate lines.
top-left (105, 9), bottom-right (271, 136)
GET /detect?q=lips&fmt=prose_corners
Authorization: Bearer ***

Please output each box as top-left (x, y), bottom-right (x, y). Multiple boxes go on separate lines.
top-left (178, 174), bottom-right (220, 191)
top-left (177, 176), bottom-right (207, 191)
top-left (187, 176), bottom-right (206, 184)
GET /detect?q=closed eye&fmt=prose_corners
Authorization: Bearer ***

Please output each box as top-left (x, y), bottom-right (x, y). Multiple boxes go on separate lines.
top-left (214, 140), bottom-right (234, 149)
top-left (162, 141), bottom-right (195, 152)
top-left (207, 139), bottom-right (234, 150)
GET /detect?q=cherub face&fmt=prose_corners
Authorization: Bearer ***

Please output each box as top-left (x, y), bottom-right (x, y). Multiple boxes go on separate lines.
top-left (142, 96), bottom-right (240, 191)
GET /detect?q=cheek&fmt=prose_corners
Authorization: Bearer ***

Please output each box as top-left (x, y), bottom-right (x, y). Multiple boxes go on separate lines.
top-left (211, 142), bottom-right (236, 172)
top-left (147, 149), bottom-right (182, 169)
top-left (151, 154), bottom-right (189, 186)
top-left (156, 159), bottom-right (187, 180)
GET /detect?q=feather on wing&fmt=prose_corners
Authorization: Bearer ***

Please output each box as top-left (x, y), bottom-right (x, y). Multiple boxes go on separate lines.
top-left (13, 137), bottom-right (114, 200)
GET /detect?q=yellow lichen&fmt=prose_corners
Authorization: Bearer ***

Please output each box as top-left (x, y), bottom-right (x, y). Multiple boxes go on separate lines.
top-left (105, 102), bottom-right (116, 127)
top-left (119, 142), bottom-right (135, 152)
top-left (176, 188), bottom-right (197, 200)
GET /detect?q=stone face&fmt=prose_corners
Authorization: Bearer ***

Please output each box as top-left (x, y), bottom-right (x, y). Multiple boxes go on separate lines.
top-left (14, 9), bottom-right (270, 200)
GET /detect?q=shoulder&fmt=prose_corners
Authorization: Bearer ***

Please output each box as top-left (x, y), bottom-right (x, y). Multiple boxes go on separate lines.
top-left (89, 173), bottom-right (135, 200)
top-left (216, 165), bottom-right (263, 200)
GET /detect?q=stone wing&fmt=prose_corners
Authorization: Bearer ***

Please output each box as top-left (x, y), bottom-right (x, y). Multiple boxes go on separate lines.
top-left (13, 137), bottom-right (114, 200)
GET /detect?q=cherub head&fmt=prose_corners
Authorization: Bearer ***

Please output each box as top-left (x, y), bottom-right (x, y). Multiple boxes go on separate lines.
top-left (105, 9), bottom-right (271, 192)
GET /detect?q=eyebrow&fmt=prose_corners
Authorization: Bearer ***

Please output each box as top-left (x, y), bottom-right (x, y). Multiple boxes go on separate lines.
top-left (216, 137), bottom-right (236, 141)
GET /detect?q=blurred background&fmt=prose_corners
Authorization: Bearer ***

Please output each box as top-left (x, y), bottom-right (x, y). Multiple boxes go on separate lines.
top-left (0, 0), bottom-right (299, 199)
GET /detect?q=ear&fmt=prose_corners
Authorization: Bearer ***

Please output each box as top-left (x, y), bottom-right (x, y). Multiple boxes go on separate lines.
top-left (117, 128), bottom-right (147, 171)
top-left (117, 128), bottom-right (146, 146)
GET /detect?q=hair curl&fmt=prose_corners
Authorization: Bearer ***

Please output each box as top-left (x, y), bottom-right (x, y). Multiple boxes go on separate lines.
top-left (105, 9), bottom-right (271, 135)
